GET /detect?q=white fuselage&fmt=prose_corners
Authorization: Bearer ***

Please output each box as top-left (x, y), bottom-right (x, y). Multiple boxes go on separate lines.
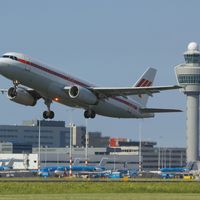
top-left (0, 52), bottom-right (153, 118)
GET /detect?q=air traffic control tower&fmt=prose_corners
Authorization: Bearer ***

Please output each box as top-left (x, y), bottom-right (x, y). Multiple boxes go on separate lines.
top-left (175, 42), bottom-right (200, 163)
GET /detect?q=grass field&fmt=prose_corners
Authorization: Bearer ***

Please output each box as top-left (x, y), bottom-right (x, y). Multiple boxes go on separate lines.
top-left (0, 181), bottom-right (200, 194)
top-left (0, 180), bottom-right (199, 200)
top-left (0, 193), bottom-right (200, 200)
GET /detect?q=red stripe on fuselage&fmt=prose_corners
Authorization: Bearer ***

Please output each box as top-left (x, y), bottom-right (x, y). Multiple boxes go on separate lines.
top-left (17, 58), bottom-right (138, 110)
top-left (17, 58), bottom-right (89, 88)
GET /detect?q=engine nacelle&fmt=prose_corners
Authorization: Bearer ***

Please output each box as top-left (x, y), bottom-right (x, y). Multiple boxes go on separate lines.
top-left (69, 85), bottom-right (98, 105)
top-left (7, 87), bottom-right (37, 106)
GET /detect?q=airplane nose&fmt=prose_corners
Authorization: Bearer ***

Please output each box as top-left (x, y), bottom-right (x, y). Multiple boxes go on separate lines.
top-left (0, 58), bottom-right (9, 65)
top-left (0, 58), bottom-right (9, 74)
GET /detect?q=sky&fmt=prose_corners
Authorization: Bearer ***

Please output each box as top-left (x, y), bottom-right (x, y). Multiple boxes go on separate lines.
top-left (0, 0), bottom-right (199, 147)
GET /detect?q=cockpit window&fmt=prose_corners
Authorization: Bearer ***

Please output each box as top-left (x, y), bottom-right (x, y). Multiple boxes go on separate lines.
top-left (2, 55), bottom-right (17, 60)
top-left (2, 55), bottom-right (9, 58)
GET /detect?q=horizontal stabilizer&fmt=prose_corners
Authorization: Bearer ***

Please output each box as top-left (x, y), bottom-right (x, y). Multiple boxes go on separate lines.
top-left (140, 108), bottom-right (182, 113)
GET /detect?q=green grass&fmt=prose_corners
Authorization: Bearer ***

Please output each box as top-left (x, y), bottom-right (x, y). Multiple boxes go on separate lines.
top-left (0, 180), bottom-right (200, 200)
top-left (0, 193), bottom-right (199, 200)
top-left (0, 181), bottom-right (200, 194)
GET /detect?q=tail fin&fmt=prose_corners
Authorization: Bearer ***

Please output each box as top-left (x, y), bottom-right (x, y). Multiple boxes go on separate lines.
top-left (130, 67), bottom-right (157, 106)
top-left (73, 158), bottom-right (81, 166)
top-left (0, 159), bottom-right (14, 167)
top-left (6, 158), bottom-right (14, 168)
top-left (99, 157), bottom-right (108, 166)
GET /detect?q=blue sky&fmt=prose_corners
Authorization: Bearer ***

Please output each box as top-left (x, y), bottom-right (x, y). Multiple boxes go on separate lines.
top-left (0, 0), bottom-right (199, 147)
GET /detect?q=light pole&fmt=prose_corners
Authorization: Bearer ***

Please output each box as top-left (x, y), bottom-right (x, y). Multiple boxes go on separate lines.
top-left (69, 122), bottom-right (73, 176)
top-left (138, 120), bottom-right (142, 172)
top-left (45, 145), bottom-right (47, 167)
top-left (164, 148), bottom-right (167, 168)
top-left (57, 149), bottom-right (59, 165)
top-left (113, 147), bottom-right (116, 171)
top-left (157, 136), bottom-right (163, 170)
top-left (181, 152), bottom-right (183, 167)
top-left (161, 149), bottom-right (164, 168)
top-left (169, 149), bottom-right (172, 168)
top-left (66, 108), bottom-right (75, 176)
top-left (38, 119), bottom-right (41, 169)
top-left (85, 119), bottom-right (88, 165)
top-left (158, 144), bottom-right (160, 170)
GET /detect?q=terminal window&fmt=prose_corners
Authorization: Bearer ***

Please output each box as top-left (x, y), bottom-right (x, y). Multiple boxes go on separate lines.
top-left (178, 74), bottom-right (200, 84)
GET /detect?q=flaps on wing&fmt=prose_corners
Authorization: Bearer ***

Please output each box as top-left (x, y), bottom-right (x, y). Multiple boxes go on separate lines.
top-left (140, 108), bottom-right (182, 113)
top-left (90, 85), bottom-right (181, 98)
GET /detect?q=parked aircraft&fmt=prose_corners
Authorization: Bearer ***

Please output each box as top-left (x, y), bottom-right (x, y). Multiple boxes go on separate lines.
top-left (0, 158), bottom-right (15, 170)
top-left (151, 167), bottom-right (190, 174)
top-left (38, 158), bottom-right (107, 177)
top-left (0, 52), bottom-right (181, 119)
top-left (160, 167), bottom-right (190, 173)
top-left (150, 167), bottom-right (191, 179)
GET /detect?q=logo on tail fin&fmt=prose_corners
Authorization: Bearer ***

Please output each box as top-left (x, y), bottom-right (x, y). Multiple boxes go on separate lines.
top-left (136, 79), bottom-right (152, 87)
top-left (136, 79), bottom-right (152, 98)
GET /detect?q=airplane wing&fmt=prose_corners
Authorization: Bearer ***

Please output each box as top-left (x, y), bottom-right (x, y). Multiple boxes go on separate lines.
top-left (89, 85), bottom-right (181, 97)
top-left (140, 108), bottom-right (182, 113)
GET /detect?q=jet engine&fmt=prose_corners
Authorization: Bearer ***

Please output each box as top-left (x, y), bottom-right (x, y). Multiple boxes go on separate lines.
top-left (69, 85), bottom-right (98, 105)
top-left (7, 87), bottom-right (37, 106)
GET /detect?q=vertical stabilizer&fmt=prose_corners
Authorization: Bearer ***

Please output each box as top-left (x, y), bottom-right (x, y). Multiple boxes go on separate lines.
top-left (99, 157), bottom-right (108, 166)
top-left (130, 67), bottom-right (157, 106)
top-left (6, 158), bottom-right (14, 168)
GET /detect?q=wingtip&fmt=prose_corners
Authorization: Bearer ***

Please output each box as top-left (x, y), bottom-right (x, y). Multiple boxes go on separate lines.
top-left (177, 109), bottom-right (183, 112)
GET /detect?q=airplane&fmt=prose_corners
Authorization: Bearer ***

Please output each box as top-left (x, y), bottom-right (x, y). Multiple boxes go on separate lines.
top-left (0, 52), bottom-right (181, 119)
top-left (0, 158), bottom-right (15, 171)
top-left (53, 165), bottom-right (106, 177)
top-left (38, 158), bottom-right (107, 177)
top-left (150, 167), bottom-right (190, 174)
top-left (160, 167), bottom-right (190, 173)
top-left (150, 167), bottom-right (191, 179)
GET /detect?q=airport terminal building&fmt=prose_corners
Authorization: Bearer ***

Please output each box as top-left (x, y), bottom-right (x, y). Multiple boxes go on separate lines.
top-left (0, 120), bottom-right (186, 170)
top-left (0, 120), bottom-right (70, 148)
top-left (0, 120), bottom-right (109, 150)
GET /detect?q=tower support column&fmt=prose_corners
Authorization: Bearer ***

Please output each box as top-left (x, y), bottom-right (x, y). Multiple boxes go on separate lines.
top-left (186, 93), bottom-right (199, 162)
